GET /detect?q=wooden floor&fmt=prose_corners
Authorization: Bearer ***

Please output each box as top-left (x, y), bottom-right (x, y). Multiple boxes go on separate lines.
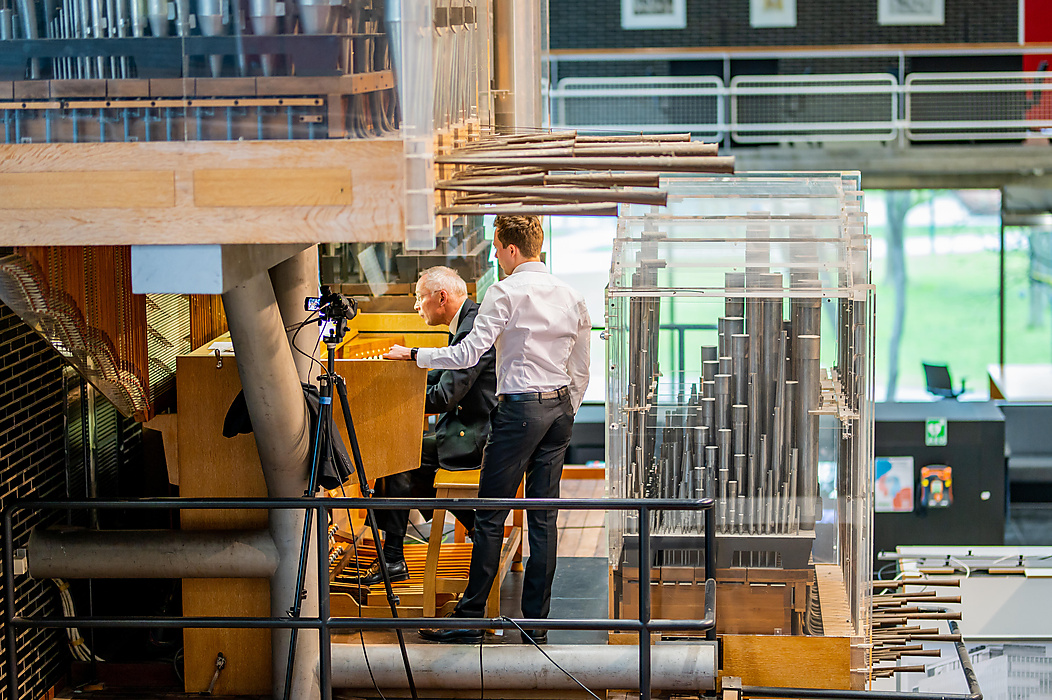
top-left (554, 477), bottom-right (607, 559)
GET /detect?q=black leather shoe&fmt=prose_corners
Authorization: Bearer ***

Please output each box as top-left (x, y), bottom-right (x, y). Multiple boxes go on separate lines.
top-left (519, 629), bottom-right (547, 645)
top-left (354, 558), bottom-right (409, 586)
top-left (420, 613), bottom-right (484, 643)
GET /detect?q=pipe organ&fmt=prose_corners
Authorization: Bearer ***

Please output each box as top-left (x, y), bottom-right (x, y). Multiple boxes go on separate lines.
top-left (606, 173), bottom-right (875, 687)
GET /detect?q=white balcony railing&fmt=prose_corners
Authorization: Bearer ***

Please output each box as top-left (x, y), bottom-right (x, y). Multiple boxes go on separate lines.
top-left (545, 71), bottom-right (1052, 145)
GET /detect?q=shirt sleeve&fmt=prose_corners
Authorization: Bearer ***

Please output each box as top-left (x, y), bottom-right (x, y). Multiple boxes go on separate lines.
top-left (566, 298), bottom-right (591, 413)
top-left (417, 286), bottom-right (510, 370)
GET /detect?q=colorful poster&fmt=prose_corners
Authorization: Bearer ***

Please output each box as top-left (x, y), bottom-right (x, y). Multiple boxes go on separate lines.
top-left (875, 456), bottom-right (914, 513)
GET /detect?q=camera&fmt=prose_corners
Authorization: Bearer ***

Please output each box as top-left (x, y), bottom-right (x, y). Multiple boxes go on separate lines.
top-left (304, 286), bottom-right (358, 321)
top-left (304, 286), bottom-right (358, 344)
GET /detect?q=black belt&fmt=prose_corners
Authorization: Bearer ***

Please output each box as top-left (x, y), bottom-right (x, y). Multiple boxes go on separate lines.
top-left (498, 386), bottom-right (570, 402)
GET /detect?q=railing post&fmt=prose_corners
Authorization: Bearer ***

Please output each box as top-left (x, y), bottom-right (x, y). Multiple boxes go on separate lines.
top-left (4, 508), bottom-right (19, 700)
top-left (638, 504), bottom-right (652, 700)
top-left (316, 501), bottom-right (332, 700)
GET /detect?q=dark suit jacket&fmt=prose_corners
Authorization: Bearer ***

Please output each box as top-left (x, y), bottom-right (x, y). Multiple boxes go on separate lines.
top-left (426, 298), bottom-right (497, 470)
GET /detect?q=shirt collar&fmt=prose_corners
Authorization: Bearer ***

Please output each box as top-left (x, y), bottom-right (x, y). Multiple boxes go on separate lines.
top-left (512, 261), bottom-right (547, 275)
top-left (450, 298), bottom-right (468, 332)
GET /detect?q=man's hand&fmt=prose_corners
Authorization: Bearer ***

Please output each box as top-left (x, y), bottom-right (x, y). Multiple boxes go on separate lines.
top-left (384, 344), bottom-right (413, 361)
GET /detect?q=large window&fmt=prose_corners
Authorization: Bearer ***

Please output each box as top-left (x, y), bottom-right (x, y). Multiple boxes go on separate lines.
top-left (547, 188), bottom-right (1042, 405)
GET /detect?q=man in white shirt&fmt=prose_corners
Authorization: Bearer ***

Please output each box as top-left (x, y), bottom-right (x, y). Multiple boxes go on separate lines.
top-left (385, 215), bottom-right (590, 644)
top-left (357, 266), bottom-right (496, 587)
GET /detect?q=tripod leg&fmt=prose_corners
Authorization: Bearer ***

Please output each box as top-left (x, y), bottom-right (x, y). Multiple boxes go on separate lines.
top-left (333, 374), bottom-right (418, 699)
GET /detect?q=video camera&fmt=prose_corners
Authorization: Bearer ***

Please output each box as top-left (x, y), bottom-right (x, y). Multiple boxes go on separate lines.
top-left (304, 286), bottom-right (357, 344)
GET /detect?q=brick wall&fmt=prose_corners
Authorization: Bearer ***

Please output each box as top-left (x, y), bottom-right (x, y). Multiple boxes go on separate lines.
top-left (0, 300), bottom-right (68, 700)
top-left (551, 0), bottom-right (1017, 51)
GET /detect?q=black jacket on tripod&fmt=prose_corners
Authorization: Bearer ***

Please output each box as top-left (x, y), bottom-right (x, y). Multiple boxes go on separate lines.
top-left (223, 382), bottom-right (354, 490)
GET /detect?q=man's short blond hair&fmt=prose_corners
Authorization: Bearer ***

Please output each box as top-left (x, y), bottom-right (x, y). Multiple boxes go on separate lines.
top-left (418, 266), bottom-right (467, 299)
top-left (494, 215), bottom-right (544, 258)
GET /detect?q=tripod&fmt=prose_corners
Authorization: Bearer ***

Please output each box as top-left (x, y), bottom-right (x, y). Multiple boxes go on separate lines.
top-left (282, 297), bottom-right (417, 700)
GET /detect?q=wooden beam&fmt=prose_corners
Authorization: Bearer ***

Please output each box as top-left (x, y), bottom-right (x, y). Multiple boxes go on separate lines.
top-left (0, 140), bottom-right (405, 245)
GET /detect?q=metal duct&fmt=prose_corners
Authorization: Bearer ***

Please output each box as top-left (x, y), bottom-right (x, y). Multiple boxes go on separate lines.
top-left (27, 528), bottom-right (279, 579)
top-left (330, 643), bottom-right (717, 692)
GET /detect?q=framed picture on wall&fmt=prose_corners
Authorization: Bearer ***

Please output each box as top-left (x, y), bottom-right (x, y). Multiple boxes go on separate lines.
top-left (878, 0), bottom-right (944, 25)
top-left (621, 0), bottom-right (687, 30)
top-left (750, 0), bottom-right (797, 28)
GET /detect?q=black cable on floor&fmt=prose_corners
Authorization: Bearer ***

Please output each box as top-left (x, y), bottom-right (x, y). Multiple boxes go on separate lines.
top-left (499, 616), bottom-right (601, 700)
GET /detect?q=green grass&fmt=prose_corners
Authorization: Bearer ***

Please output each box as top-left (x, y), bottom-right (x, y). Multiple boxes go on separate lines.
top-left (873, 247), bottom-right (1050, 399)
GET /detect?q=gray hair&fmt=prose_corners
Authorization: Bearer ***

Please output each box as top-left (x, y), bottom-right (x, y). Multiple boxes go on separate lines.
top-left (418, 266), bottom-right (467, 299)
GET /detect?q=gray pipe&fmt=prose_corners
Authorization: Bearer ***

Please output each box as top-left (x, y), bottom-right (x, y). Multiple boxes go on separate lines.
top-left (731, 333), bottom-right (748, 406)
top-left (796, 334), bottom-right (821, 530)
top-left (28, 528), bottom-right (279, 579)
top-left (725, 271), bottom-right (745, 319)
top-left (145, 0), bottom-right (165, 36)
top-left (222, 269), bottom-right (316, 700)
top-left (704, 445), bottom-right (717, 519)
top-left (15, 0), bottom-right (40, 77)
top-left (714, 374), bottom-right (730, 432)
top-left (0, 9), bottom-right (14, 38)
top-left (197, 0), bottom-right (227, 77)
top-left (331, 643), bottom-right (716, 692)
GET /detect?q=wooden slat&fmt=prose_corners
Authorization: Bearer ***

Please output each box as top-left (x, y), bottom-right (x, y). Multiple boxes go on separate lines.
top-left (194, 168), bottom-right (353, 207)
top-left (0, 171), bottom-right (174, 209)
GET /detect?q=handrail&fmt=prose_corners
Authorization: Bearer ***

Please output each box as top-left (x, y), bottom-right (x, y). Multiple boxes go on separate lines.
top-left (547, 70), bottom-right (1052, 145)
top-left (3, 495), bottom-right (717, 700)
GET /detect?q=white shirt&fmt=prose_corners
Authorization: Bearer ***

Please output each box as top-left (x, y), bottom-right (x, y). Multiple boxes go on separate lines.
top-left (416, 261), bottom-right (591, 412)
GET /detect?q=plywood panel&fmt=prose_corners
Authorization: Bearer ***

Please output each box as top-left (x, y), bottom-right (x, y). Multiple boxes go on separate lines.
top-left (177, 345), bottom-right (270, 695)
top-left (721, 634), bottom-right (852, 689)
top-left (0, 171), bottom-right (175, 208)
top-left (194, 168), bottom-right (353, 207)
top-left (182, 578), bottom-right (272, 695)
top-left (0, 139), bottom-right (404, 245)
top-left (331, 359), bottom-right (427, 481)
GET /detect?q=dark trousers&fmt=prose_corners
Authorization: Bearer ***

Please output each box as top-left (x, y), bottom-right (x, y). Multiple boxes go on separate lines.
top-left (373, 434), bottom-right (474, 545)
top-left (453, 393), bottom-right (574, 620)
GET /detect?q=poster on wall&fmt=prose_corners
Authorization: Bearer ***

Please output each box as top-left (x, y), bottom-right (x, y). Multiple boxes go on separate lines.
top-left (750, 0), bottom-right (797, 28)
top-left (875, 456), bottom-right (915, 513)
top-left (878, 0), bottom-right (944, 25)
top-left (621, 0), bottom-right (687, 30)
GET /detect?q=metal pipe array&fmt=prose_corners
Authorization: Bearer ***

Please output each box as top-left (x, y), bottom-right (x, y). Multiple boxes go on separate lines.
top-left (622, 270), bottom-right (823, 539)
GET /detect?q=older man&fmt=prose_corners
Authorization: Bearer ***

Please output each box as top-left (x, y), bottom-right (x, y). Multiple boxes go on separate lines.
top-left (386, 215), bottom-right (590, 644)
top-left (357, 266), bottom-right (497, 586)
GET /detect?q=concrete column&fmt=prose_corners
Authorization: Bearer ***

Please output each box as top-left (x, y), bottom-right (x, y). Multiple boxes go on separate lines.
top-left (268, 246), bottom-right (320, 385)
top-left (221, 270), bottom-right (318, 700)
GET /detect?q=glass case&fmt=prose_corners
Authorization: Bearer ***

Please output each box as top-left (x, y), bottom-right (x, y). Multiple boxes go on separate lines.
top-left (606, 173), bottom-right (874, 647)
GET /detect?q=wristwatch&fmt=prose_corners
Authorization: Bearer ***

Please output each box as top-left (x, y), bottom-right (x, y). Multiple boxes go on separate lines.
top-left (410, 347), bottom-right (419, 361)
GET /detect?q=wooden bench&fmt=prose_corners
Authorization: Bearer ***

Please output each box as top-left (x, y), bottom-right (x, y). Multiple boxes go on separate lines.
top-left (421, 468), bottom-right (523, 617)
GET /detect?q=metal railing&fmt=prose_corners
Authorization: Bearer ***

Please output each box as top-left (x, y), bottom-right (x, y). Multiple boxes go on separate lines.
top-left (546, 70), bottom-right (1052, 145)
top-left (2, 495), bottom-right (716, 700)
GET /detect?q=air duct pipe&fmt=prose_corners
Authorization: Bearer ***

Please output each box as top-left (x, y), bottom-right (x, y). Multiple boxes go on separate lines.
top-left (330, 643), bottom-right (716, 692)
top-left (221, 256), bottom-right (318, 700)
top-left (27, 528), bottom-right (279, 579)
